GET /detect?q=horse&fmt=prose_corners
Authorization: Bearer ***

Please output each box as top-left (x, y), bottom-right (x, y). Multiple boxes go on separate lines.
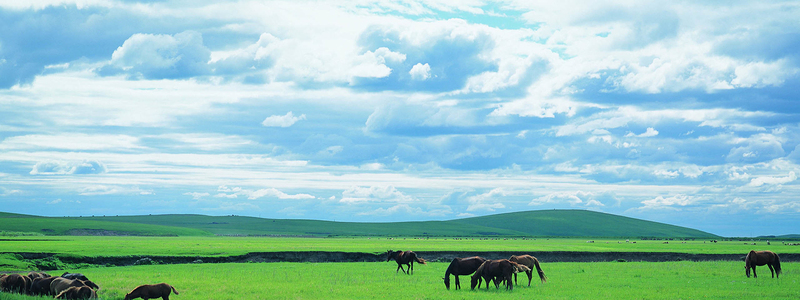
top-left (55, 286), bottom-right (98, 299)
top-left (124, 283), bottom-right (180, 300)
top-left (50, 278), bottom-right (100, 296)
top-left (745, 250), bottom-right (781, 278)
top-left (509, 254), bottom-right (547, 286)
top-left (29, 276), bottom-right (58, 296)
top-left (470, 259), bottom-right (525, 291)
top-left (0, 273), bottom-right (29, 294)
top-left (442, 256), bottom-right (486, 290)
top-left (386, 250), bottom-right (426, 274)
top-left (61, 272), bottom-right (90, 281)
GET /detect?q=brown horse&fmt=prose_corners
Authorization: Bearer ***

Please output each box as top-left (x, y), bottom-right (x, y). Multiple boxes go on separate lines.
top-left (55, 286), bottom-right (98, 299)
top-left (442, 256), bottom-right (486, 290)
top-left (470, 259), bottom-right (526, 291)
top-left (509, 254), bottom-right (547, 286)
top-left (745, 250), bottom-right (781, 278)
top-left (124, 283), bottom-right (179, 300)
top-left (386, 250), bottom-right (426, 274)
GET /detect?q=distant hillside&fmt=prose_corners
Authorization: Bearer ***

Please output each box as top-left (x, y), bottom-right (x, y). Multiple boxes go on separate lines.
top-left (0, 212), bottom-right (211, 236)
top-left (0, 209), bottom-right (719, 238)
top-left (453, 210), bottom-right (718, 238)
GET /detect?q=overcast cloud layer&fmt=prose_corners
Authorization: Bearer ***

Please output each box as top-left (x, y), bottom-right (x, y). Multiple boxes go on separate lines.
top-left (1, 0), bottom-right (799, 237)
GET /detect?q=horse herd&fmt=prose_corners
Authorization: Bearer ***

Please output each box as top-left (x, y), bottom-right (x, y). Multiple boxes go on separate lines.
top-left (387, 249), bottom-right (784, 292)
top-left (0, 271), bottom-right (178, 300)
top-left (387, 250), bottom-right (547, 291)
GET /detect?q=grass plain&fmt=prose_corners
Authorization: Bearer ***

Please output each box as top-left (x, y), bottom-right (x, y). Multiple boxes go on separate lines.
top-left (1, 261), bottom-right (798, 300)
top-left (1, 236), bottom-right (797, 258)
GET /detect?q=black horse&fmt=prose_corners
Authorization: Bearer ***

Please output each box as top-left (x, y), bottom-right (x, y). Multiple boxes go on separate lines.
top-left (386, 250), bottom-right (426, 274)
top-left (443, 256), bottom-right (486, 290)
top-left (745, 250), bottom-right (782, 278)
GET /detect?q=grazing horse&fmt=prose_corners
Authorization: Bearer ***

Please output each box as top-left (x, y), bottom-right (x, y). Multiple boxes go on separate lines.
top-left (509, 254), bottom-right (547, 286)
top-left (442, 256), bottom-right (486, 290)
top-left (745, 250), bottom-right (782, 278)
top-left (124, 283), bottom-right (179, 300)
top-left (470, 259), bottom-right (526, 291)
top-left (386, 250), bottom-right (426, 274)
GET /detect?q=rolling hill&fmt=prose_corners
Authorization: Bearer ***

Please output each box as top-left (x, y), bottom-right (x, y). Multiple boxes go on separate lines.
top-left (0, 209), bottom-right (719, 238)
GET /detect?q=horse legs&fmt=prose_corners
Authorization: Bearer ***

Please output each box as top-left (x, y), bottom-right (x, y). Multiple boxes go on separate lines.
top-left (752, 266), bottom-right (757, 278)
top-left (396, 264), bottom-right (405, 273)
top-left (526, 270), bottom-right (533, 286)
top-left (454, 275), bottom-right (460, 290)
top-left (767, 264), bottom-right (775, 278)
top-left (409, 261), bottom-right (414, 274)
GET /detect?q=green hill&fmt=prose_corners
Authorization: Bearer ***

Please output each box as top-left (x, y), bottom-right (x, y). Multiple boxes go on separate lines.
top-left (0, 210), bottom-right (719, 238)
top-left (0, 212), bottom-right (211, 236)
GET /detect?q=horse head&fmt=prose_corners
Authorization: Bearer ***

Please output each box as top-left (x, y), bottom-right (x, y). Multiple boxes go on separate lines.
top-left (442, 276), bottom-right (450, 289)
top-left (386, 250), bottom-right (394, 261)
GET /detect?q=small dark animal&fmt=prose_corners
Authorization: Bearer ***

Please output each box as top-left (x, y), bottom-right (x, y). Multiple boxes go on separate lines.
top-left (509, 254), bottom-right (547, 286)
top-left (29, 276), bottom-right (57, 296)
top-left (62, 272), bottom-right (90, 281)
top-left (442, 256), bottom-right (486, 290)
top-left (745, 250), bottom-right (782, 278)
top-left (124, 283), bottom-right (180, 300)
top-left (55, 286), bottom-right (97, 299)
top-left (386, 250), bottom-right (427, 274)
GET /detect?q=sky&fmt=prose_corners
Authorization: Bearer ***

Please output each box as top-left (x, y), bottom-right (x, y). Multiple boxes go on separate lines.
top-left (1, 1), bottom-right (799, 237)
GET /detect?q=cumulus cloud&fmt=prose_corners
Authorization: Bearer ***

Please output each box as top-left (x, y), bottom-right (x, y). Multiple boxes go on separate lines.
top-left (340, 186), bottom-right (413, 204)
top-left (216, 186), bottom-right (315, 200)
top-left (262, 111), bottom-right (307, 127)
top-left (409, 63), bottom-right (431, 80)
top-left (100, 31), bottom-right (211, 80)
top-left (638, 194), bottom-right (694, 211)
top-left (30, 160), bottom-right (107, 175)
top-left (748, 172), bottom-right (797, 187)
top-left (625, 127), bottom-right (659, 138)
top-left (530, 191), bottom-right (610, 207)
top-left (465, 188), bottom-right (507, 212)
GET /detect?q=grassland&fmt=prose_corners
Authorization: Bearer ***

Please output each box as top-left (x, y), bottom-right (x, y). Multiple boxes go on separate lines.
top-left (1, 261), bottom-right (798, 300)
top-left (0, 210), bottom-right (720, 238)
top-left (0, 236), bottom-right (797, 259)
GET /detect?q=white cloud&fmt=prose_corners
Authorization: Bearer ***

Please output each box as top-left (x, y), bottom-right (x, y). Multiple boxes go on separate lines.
top-left (409, 63), bottom-right (431, 80)
top-left (1, 134), bottom-right (142, 151)
top-left (262, 111), bottom-right (307, 127)
top-left (30, 160), bottom-right (107, 175)
top-left (104, 31), bottom-right (211, 79)
top-left (748, 172), bottom-right (797, 187)
top-left (184, 192), bottom-right (210, 200)
top-left (340, 186), bottom-right (413, 204)
top-left (638, 194), bottom-right (694, 210)
top-left (466, 188), bottom-right (507, 212)
top-left (625, 127), bottom-right (658, 138)
top-left (216, 186), bottom-right (314, 200)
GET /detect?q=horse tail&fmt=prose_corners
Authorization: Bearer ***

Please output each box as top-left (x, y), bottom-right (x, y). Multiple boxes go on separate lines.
top-left (170, 285), bottom-right (179, 295)
top-left (416, 256), bottom-right (427, 264)
top-left (774, 252), bottom-right (782, 275)
top-left (533, 258), bottom-right (547, 283)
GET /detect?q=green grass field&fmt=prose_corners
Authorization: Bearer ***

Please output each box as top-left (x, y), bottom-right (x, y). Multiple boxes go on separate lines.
top-left (1, 261), bottom-right (797, 300)
top-left (0, 236), bottom-right (795, 259)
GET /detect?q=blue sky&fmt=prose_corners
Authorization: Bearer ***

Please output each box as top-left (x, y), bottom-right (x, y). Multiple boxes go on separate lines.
top-left (1, 1), bottom-right (799, 237)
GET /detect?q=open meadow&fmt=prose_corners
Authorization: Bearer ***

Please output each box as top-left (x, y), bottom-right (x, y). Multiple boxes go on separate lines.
top-left (2, 236), bottom-right (798, 257)
top-left (1, 236), bottom-right (799, 299)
